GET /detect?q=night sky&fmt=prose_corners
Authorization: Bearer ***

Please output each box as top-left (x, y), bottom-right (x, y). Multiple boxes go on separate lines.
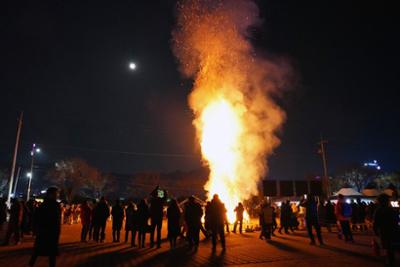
top-left (1, 0), bottom-right (399, 182)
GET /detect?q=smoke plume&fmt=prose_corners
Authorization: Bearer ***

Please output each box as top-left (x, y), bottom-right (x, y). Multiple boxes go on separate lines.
top-left (172, 0), bottom-right (291, 206)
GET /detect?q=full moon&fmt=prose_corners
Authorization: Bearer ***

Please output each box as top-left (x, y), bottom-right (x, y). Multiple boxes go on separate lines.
top-left (129, 62), bottom-right (137, 70)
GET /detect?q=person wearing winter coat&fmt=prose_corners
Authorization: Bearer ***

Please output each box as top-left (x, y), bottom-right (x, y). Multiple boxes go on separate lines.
top-left (29, 187), bottom-right (61, 267)
top-left (184, 196), bottom-right (203, 250)
top-left (259, 201), bottom-right (274, 240)
top-left (335, 194), bottom-right (354, 242)
top-left (300, 195), bottom-right (324, 245)
top-left (137, 199), bottom-right (150, 248)
top-left (92, 197), bottom-right (110, 243)
top-left (324, 201), bottom-right (337, 232)
top-left (149, 188), bottom-right (164, 248)
top-left (233, 202), bottom-right (244, 234)
top-left (3, 198), bottom-right (23, 245)
top-left (124, 202), bottom-right (135, 244)
top-left (278, 201), bottom-right (291, 234)
top-left (208, 194), bottom-right (226, 251)
top-left (111, 199), bottom-right (124, 242)
top-left (80, 200), bottom-right (92, 242)
top-left (167, 198), bottom-right (181, 248)
top-left (373, 194), bottom-right (400, 267)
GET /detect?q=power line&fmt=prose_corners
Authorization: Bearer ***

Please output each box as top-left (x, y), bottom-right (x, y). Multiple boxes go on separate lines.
top-left (130, 182), bottom-right (206, 190)
top-left (35, 143), bottom-right (200, 158)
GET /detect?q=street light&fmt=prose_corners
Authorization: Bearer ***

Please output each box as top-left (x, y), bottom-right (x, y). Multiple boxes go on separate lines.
top-left (129, 62), bottom-right (137, 70)
top-left (27, 143), bottom-right (40, 201)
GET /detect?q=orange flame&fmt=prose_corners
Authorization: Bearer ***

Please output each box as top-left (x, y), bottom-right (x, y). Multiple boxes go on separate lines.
top-left (172, 0), bottom-right (290, 222)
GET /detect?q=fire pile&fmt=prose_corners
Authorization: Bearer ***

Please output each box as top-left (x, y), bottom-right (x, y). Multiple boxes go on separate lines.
top-left (172, 0), bottom-right (291, 222)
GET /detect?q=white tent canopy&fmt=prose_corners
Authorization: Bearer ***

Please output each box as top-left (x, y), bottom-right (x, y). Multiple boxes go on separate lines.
top-left (362, 188), bottom-right (380, 197)
top-left (334, 187), bottom-right (362, 196)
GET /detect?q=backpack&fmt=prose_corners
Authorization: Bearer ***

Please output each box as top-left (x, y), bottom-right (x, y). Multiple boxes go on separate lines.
top-left (341, 203), bottom-right (352, 217)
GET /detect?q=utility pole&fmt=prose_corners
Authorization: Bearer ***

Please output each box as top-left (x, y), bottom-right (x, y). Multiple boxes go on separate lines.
top-left (318, 137), bottom-right (330, 197)
top-left (26, 144), bottom-right (41, 201)
top-left (27, 143), bottom-right (40, 201)
top-left (7, 111), bottom-right (23, 206)
top-left (12, 166), bottom-right (21, 196)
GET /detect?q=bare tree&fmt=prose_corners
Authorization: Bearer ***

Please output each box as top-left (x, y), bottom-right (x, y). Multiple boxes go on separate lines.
top-left (342, 169), bottom-right (368, 192)
top-left (333, 163), bottom-right (380, 192)
top-left (375, 172), bottom-right (400, 190)
top-left (48, 158), bottom-right (98, 202)
top-left (329, 176), bottom-right (347, 193)
top-left (83, 173), bottom-right (116, 199)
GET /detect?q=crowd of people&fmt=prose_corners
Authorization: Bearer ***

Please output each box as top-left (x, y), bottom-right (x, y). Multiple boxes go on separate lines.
top-left (0, 197), bottom-right (38, 245)
top-left (268, 195), bottom-right (384, 240)
top-left (0, 188), bottom-right (399, 267)
top-left (257, 193), bottom-right (399, 266)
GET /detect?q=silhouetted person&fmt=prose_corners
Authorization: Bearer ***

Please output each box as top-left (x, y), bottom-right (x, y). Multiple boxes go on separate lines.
top-left (209, 194), bottom-right (226, 251)
top-left (259, 201), bottom-right (274, 240)
top-left (92, 197), bottom-right (110, 242)
top-left (124, 202), bottom-right (135, 244)
top-left (350, 199), bottom-right (359, 231)
top-left (131, 204), bottom-right (140, 247)
top-left (64, 205), bottom-right (71, 225)
top-left (80, 200), bottom-right (92, 242)
top-left (324, 201), bottom-right (336, 232)
top-left (366, 202), bottom-right (377, 224)
top-left (21, 200), bottom-right (30, 237)
top-left (233, 202), bottom-right (244, 234)
top-left (301, 195), bottom-right (324, 245)
top-left (335, 194), bottom-right (354, 242)
top-left (271, 206), bottom-right (277, 236)
top-left (111, 199), bottom-right (124, 242)
top-left (137, 199), bottom-right (149, 248)
top-left (88, 201), bottom-right (96, 240)
top-left (149, 187), bottom-right (164, 248)
top-left (167, 198), bottom-right (181, 249)
top-left (278, 201), bottom-right (290, 234)
top-left (26, 199), bottom-right (37, 235)
top-left (204, 201), bottom-right (211, 235)
top-left (373, 194), bottom-right (400, 267)
top-left (184, 196), bottom-right (203, 250)
top-left (29, 187), bottom-right (61, 267)
top-left (3, 198), bottom-right (23, 245)
top-left (357, 199), bottom-right (367, 231)
top-left (0, 198), bottom-right (6, 231)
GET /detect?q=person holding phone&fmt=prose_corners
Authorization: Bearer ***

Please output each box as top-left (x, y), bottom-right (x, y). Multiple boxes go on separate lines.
top-left (149, 186), bottom-right (165, 248)
top-left (300, 194), bottom-right (324, 245)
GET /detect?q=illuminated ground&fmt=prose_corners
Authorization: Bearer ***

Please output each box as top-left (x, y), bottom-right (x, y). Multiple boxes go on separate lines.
top-left (0, 222), bottom-right (394, 267)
